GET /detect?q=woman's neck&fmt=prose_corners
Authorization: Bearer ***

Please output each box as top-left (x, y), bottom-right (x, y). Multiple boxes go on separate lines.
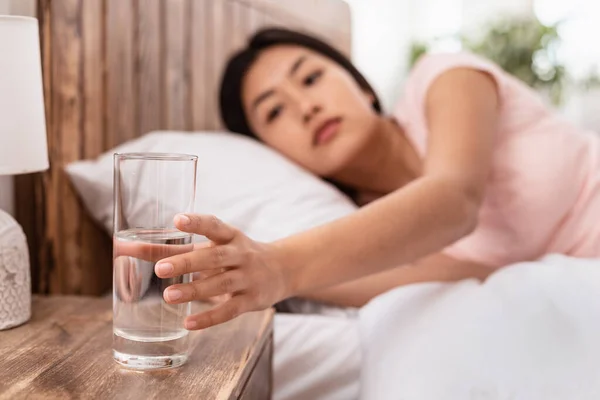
top-left (332, 117), bottom-right (422, 196)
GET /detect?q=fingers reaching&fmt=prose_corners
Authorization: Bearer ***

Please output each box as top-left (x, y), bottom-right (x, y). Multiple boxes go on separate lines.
top-left (142, 215), bottom-right (284, 331)
top-left (174, 214), bottom-right (236, 244)
top-left (163, 270), bottom-right (245, 303)
top-left (184, 296), bottom-right (249, 330)
top-left (114, 239), bottom-right (194, 262)
top-left (155, 243), bottom-right (241, 278)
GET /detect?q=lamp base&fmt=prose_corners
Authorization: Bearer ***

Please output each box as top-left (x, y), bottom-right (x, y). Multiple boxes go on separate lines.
top-left (0, 208), bottom-right (31, 330)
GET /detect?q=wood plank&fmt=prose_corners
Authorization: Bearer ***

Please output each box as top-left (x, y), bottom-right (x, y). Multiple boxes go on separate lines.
top-left (106, 0), bottom-right (137, 147)
top-left (242, 0), bottom-right (270, 38)
top-left (0, 297), bottom-right (109, 398)
top-left (0, 296), bottom-right (79, 353)
top-left (204, 0), bottom-right (227, 130)
top-left (164, 0), bottom-right (191, 131)
top-left (16, 0), bottom-right (55, 295)
top-left (79, 0), bottom-right (113, 295)
top-left (238, 336), bottom-right (273, 400)
top-left (230, 320), bottom-right (273, 399)
top-left (50, 0), bottom-right (83, 294)
top-left (14, 175), bottom-right (39, 292)
top-left (137, 0), bottom-right (163, 136)
top-left (232, 0), bottom-right (352, 56)
top-left (190, 0), bottom-right (210, 130)
top-left (79, 221), bottom-right (112, 295)
top-left (229, 0), bottom-right (249, 53)
top-left (81, 0), bottom-right (104, 158)
top-left (38, 0), bottom-right (54, 295)
top-left (0, 297), bottom-right (274, 399)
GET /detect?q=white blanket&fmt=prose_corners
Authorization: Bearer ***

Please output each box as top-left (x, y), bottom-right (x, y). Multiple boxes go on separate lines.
top-left (274, 314), bottom-right (361, 400)
top-left (359, 255), bottom-right (600, 400)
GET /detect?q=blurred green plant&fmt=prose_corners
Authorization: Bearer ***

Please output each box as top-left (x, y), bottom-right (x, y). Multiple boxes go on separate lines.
top-left (581, 68), bottom-right (600, 91)
top-left (409, 17), bottom-right (567, 104)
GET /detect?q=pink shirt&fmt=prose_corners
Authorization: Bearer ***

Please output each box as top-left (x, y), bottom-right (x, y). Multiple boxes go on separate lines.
top-left (394, 52), bottom-right (600, 268)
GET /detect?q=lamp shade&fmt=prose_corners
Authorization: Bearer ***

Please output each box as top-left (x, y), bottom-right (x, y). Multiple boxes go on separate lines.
top-left (0, 16), bottom-right (48, 175)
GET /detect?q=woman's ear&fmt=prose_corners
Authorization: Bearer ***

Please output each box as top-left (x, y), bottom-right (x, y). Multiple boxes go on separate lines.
top-left (364, 91), bottom-right (378, 110)
top-left (364, 91), bottom-right (375, 103)
top-left (363, 90), bottom-right (376, 106)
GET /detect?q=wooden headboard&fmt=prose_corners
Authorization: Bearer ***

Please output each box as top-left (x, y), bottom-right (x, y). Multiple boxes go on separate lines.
top-left (16, 0), bottom-right (351, 295)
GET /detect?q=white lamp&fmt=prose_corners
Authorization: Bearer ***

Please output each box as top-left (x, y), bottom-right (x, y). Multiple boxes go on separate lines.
top-left (0, 16), bottom-right (49, 330)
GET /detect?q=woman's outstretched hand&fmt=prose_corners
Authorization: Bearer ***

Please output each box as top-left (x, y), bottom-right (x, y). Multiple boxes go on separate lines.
top-left (155, 214), bottom-right (291, 330)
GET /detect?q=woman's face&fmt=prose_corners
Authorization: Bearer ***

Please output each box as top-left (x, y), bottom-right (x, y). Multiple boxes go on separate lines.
top-left (241, 45), bottom-right (380, 177)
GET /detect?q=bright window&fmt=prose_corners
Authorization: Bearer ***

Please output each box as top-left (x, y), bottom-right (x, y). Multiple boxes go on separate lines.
top-left (535, 0), bottom-right (600, 80)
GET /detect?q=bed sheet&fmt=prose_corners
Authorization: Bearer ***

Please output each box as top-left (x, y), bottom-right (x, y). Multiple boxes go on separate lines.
top-left (359, 254), bottom-right (600, 400)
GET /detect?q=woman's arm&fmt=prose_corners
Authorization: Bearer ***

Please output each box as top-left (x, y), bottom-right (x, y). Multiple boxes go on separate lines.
top-left (275, 68), bottom-right (499, 295)
top-left (300, 253), bottom-right (493, 308)
top-left (152, 68), bottom-right (500, 330)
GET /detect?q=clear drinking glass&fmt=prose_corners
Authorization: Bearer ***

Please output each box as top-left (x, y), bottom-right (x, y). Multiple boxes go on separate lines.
top-left (112, 152), bottom-right (197, 370)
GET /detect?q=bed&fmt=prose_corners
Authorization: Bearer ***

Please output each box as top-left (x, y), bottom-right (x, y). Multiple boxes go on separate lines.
top-left (15, 0), bottom-right (352, 296)
top-left (15, 3), bottom-right (600, 398)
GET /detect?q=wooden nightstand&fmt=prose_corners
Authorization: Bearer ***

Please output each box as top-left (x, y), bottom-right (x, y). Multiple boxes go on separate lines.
top-left (0, 296), bottom-right (274, 399)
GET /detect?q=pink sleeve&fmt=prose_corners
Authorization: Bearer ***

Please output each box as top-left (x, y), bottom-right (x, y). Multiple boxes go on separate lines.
top-left (399, 53), bottom-right (510, 268)
top-left (407, 52), bottom-right (507, 110)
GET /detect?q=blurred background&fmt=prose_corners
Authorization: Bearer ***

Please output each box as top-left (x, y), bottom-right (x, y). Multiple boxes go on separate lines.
top-left (1, 0), bottom-right (599, 214)
top-left (346, 0), bottom-right (600, 132)
top-left (1, 0), bottom-right (598, 130)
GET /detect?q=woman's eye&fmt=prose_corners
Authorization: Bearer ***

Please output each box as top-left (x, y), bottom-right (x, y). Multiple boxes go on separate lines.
top-left (303, 70), bottom-right (323, 86)
top-left (266, 105), bottom-right (284, 123)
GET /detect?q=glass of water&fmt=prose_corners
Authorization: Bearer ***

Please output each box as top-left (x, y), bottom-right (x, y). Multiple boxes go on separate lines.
top-left (112, 152), bottom-right (197, 370)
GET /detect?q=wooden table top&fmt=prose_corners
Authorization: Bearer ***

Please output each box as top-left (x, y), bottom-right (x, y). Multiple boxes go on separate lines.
top-left (0, 296), bottom-right (274, 400)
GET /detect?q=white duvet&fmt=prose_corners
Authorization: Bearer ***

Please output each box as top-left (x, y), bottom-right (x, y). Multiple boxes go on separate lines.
top-left (358, 255), bottom-right (600, 400)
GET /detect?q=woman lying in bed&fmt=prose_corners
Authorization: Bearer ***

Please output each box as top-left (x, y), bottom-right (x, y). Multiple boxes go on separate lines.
top-left (152, 28), bottom-right (600, 329)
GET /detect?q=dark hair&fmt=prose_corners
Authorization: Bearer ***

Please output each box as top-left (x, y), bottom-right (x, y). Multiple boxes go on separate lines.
top-left (219, 27), bottom-right (382, 137)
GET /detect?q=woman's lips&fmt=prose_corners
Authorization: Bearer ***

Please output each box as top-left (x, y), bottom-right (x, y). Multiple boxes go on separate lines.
top-left (314, 118), bottom-right (342, 146)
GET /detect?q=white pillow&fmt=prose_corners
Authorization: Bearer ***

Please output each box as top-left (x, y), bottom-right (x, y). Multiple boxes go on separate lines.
top-left (66, 131), bottom-right (357, 241)
top-left (66, 131), bottom-right (359, 314)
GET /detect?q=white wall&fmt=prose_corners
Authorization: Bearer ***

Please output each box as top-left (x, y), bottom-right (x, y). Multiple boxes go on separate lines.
top-left (346, 0), bottom-right (600, 132)
top-left (345, 0), bottom-right (412, 110)
top-left (344, 0), bottom-right (534, 111)
top-left (462, 0), bottom-right (533, 34)
top-left (0, 0), bottom-right (36, 216)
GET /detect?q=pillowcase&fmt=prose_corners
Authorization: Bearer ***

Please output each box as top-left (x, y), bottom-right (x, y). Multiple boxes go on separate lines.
top-left (66, 131), bottom-right (359, 315)
top-left (66, 131), bottom-right (357, 241)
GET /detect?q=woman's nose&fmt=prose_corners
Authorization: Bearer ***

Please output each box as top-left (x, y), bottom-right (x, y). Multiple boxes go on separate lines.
top-left (302, 104), bottom-right (322, 124)
top-left (286, 86), bottom-right (322, 124)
